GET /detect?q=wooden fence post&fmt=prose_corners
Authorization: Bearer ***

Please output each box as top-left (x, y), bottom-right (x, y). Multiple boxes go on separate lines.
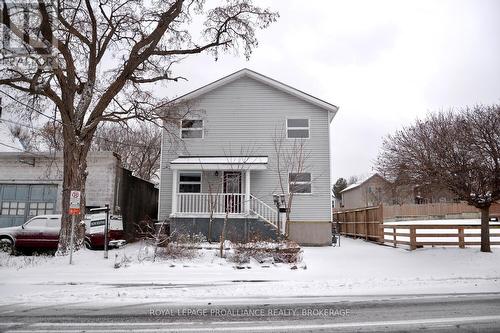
top-left (410, 226), bottom-right (417, 250)
top-left (354, 211), bottom-right (357, 238)
top-left (344, 212), bottom-right (347, 235)
top-left (364, 209), bottom-right (368, 240)
top-left (393, 227), bottom-right (397, 247)
top-left (379, 205), bottom-right (385, 243)
top-left (458, 226), bottom-right (465, 249)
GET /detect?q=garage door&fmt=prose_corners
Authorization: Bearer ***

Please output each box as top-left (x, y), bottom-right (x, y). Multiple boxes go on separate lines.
top-left (0, 184), bottom-right (58, 227)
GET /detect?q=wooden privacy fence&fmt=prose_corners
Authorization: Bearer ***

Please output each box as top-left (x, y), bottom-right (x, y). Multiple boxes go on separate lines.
top-left (383, 202), bottom-right (500, 220)
top-left (332, 206), bottom-right (384, 242)
top-left (382, 224), bottom-right (500, 250)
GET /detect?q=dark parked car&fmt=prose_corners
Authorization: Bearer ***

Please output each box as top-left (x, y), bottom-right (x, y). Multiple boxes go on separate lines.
top-left (0, 214), bottom-right (125, 254)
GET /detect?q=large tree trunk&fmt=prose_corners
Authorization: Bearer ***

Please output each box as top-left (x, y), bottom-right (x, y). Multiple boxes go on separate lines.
top-left (480, 207), bottom-right (491, 253)
top-left (57, 137), bottom-right (90, 255)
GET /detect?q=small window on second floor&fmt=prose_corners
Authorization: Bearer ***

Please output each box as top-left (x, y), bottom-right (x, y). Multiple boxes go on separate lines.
top-left (287, 118), bottom-right (309, 138)
top-left (181, 119), bottom-right (203, 139)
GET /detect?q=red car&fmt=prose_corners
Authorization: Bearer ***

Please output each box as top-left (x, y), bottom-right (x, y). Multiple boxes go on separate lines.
top-left (0, 214), bottom-right (125, 254)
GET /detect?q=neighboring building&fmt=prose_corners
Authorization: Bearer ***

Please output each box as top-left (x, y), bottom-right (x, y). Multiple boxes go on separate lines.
top-left (340, 173), bottom-right (393, 209)
top-left (340, 173), bottom-right (459, 209)
top-left (0, 151), bottom-right (158, 236)
top-left (413, 184), bottom-right (458, 204)
top-left (158, 69), bottom-right (338, 246)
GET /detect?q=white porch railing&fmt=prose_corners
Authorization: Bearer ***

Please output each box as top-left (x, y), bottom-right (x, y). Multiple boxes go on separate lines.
top-left (175, 193), bottom-right (278, 228)
top-left (177, 193), bottom-right (245, 214)
top-left (249, 194), bottom-right (278, 227)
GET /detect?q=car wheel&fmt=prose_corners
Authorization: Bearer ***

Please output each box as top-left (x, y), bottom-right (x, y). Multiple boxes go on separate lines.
top-left (84, 240), bottom-right (93, 250)
top-left (0, 238), bottom-right (14, 255)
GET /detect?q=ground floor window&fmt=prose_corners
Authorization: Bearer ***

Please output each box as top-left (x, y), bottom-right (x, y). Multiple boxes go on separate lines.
top-left (289, 172), bottom-right (312, 194)
top-left (179, 172), bottom-right (202, 193)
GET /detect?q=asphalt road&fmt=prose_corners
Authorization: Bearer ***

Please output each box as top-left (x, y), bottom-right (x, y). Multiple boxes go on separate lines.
top-left (1, 293), bottom-right (500, 332)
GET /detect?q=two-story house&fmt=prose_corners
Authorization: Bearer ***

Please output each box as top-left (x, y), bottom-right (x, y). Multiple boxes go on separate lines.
top-left (158, 69), bottom-right (338, 245)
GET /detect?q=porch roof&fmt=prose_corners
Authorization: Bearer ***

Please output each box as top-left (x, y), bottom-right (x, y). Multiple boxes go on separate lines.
top-left (170, 156), bottom-right (268, 170)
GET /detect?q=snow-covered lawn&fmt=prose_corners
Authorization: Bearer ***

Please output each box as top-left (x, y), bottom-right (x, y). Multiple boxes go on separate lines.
top-left (0, 238), bottom-right (499, 306)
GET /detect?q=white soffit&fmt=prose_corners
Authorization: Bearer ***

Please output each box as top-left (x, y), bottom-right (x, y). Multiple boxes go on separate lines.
top-left (170, 156), bottom-right (268, 170)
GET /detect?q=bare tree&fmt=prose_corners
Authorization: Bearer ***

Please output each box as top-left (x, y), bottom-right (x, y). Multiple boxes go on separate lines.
top-left (377, 105), bottom-right (500, 252)
top-left (272, 125), bottom-right (311, 236)
top-left (92, 122), bottom-right (162, 181)
top-left (347, 175), bottom-right (359, 185)
top-left (0, 0), bottom-right (278, 253)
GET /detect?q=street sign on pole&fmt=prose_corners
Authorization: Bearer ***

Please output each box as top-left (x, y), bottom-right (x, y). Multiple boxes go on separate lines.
top-left (69, 190), bottom-right (81, 215)
top-left (68, 190), bottom-right (80, 265)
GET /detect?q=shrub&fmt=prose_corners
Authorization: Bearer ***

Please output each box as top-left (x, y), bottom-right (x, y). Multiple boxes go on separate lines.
top-left (228, 239), bottom-right (302, 265)
top-left (155, 233), bottom-right (206, 260)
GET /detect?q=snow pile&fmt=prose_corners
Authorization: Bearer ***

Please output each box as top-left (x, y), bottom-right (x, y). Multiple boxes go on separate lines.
top-left (0, 238), bottom-right (499, 305)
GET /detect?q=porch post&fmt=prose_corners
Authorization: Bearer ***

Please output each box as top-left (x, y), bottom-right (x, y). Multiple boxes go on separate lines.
top-left (245, 170), bottom-right (250, 213)
top-left (171, 169), bottom-right (178, 214)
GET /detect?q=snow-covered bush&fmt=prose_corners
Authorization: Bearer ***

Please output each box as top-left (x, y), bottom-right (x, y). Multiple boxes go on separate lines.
top-left (0, 252), bottom-right (53, 270)
top-left (228, 239), bottom-right (302, 265)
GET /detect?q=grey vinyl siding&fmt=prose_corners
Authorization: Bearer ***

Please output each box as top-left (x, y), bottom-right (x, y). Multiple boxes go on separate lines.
top-left (159, 76), bottom-right (331, 222)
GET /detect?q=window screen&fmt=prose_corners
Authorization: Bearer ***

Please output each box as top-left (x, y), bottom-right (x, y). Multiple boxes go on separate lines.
top-left (287, 118), bottom-right (309, 138)
top-left (181, 120), bottom-right (203, 139)
top-left (179, 173), bottom-right (202, 193)
top-left (289, 172), bottom-right (312, 194)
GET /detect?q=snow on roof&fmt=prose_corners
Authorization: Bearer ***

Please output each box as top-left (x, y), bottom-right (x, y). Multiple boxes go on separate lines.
top-left (340, 173), bottom-right (386, 193)
top-left (170, 68), bottom-right (339, 117)
top-left (341, 182), bottom-right (362, 193)
top-left (0, 120), bottom-right (24, 152)
top-left (170, 156), bottom-right (268, 170)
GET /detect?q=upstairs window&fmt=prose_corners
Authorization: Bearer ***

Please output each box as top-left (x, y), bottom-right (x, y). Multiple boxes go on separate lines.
top-left (181, 119), bottom-right (203, 139)
top-left (287, 118), bottom-right (309, 138)
top-left (179, 172), bottom-right (202, 193)
top-left (289, 172), bottom-right (312, 194)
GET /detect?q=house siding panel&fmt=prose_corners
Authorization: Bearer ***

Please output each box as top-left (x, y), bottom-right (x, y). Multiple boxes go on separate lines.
top-left (159, 76), bottom-right (332, 224)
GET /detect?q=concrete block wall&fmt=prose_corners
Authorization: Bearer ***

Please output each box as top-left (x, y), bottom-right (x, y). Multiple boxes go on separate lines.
top-left (0, 151), bottom-right (120, 213)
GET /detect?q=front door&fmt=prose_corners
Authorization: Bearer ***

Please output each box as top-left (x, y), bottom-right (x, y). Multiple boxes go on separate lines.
top-left (223, 172), bottom-right (242, 213)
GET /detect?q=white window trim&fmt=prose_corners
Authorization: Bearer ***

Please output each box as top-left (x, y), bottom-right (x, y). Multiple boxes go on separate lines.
top-left (180, 119), bottom-right (204, 139)
top-left (286, 117), bottom-right (310, 139)
top-left (178, 171), bottom-right (202, 193)
top-left (288, 172), bottom-right (313, 195)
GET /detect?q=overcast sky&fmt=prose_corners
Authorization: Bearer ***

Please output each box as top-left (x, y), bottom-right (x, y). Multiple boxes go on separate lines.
top-left (160, 0), bottom-right (500, 182)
